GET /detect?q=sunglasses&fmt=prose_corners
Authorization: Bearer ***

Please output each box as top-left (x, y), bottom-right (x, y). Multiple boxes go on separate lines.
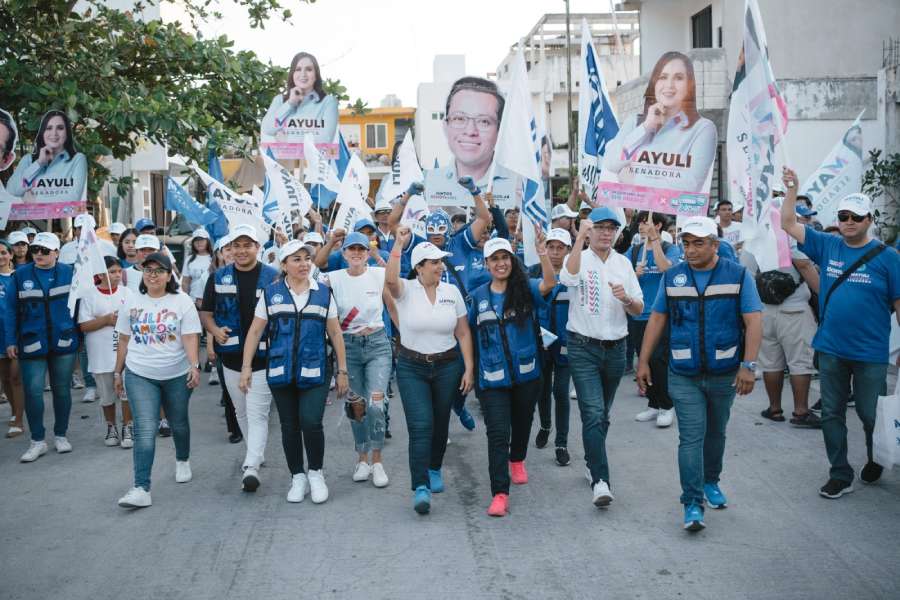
top-left (837, 212), bottom-right (867, 223)
top-left (32, 246), bottom-right (53, 256)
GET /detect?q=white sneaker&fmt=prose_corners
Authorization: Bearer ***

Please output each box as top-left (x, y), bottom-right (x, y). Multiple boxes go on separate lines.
top-left (82, 387), bottom-right (97, 402)
top-left (54, 437), bottom-right (72, 453)
top-left (592, 479), bottom-right (614, 508)
top-left (104, 424), bottom-right (120, 447)
top-left (656, 408), bottom-right (674, 428)
top-left (118, 487), bottom-right (152, 509)
top-left (120, 424), bottom-right (134, 449)
top-left (242, 466), bottom-right (260, 491)
top-left (308, 469), bottom-right (329, 503)
top-left (635, 408), bottom-right (659, 422)
top-left (352, 461), bottom-right (371, 482)
top-left (20, 440), bottom-right (48, 462)
top-left (287, 473), bottom-right (308, 503)
top-left (71, 375), bottom-right (84, 390)
top-left (570, 387), bottom-right (577, 399)
top-left (208, 370), bottom-right (219, 386)
top-left (372, 462), bottom-right (389, 488)
top-left (175, 460), bottom-right (192, 483)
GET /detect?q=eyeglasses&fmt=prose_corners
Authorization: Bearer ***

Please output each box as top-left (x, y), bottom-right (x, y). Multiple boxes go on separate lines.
top-left (837, 211), bottom-right (867, 223)
top-left (446, 112), bottom-right (497, 132)
top-left (32, 246), bottom-right (53, 256)
top-left (143, 268), bottom-right (168, 277)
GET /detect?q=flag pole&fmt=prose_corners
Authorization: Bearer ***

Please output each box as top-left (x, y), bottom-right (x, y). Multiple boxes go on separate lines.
top-left (564, 0), bottom-right (575, 198)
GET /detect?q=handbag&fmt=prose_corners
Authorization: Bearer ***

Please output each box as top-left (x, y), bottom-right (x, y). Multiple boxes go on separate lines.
top-left (873, 377), bottom-right (900, 469)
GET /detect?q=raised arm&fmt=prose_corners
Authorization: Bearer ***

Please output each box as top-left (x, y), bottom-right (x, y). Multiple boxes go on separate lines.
top-left (315, 228), bottom-right (345, 270)
top-left (387, 182), bottom-right (424, 231)
top-left (565, 219), bottom-right (592, 277)
top-left (780, 167), bottom-right (805, 245)
top-left (534, 227), bottom-right (556, 296)
top-left (459, 177), bottom-right (491, 241)
top-left (385, 227), bottom-right (409, 299)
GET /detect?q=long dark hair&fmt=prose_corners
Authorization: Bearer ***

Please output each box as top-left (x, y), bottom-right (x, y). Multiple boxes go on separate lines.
top-left (138, 262), bottom-right (180, 295)
top-left (116, 228), bottom-right (138, 261)
top-left (186, 236), bottom-right (212, 267)
top-left (639, 52), bottom-right (700, 130)
top-left (493, 251), bottom-right (534, 325)
top-left (283, 52), bottom-right (326, 103)
top-left (31, 110), bottom-right (78, 162)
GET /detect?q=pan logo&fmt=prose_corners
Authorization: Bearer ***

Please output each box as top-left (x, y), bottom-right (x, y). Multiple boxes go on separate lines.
top-left (673, 273), bottom-right (688, 287)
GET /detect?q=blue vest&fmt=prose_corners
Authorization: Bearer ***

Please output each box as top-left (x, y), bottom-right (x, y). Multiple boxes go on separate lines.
top-left (263, 280), bottom-right (331, 389)
top-left (537, 282), bottom-right (570, 366)
top-left (213, 263), bottom-right (279, 357)
top-left (664, 259), bottom-right (746, 376)
top-left (14, 263), bottom-right (79, 358)
top-left (470, 283), bottom-right (541, 390)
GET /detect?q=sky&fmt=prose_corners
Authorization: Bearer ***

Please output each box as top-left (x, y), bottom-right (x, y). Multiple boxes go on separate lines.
top-left (209, 0), bottom-right (609, 107)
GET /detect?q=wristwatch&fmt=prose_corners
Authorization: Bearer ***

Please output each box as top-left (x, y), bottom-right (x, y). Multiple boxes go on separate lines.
top-left (740, 361), bottom-right (758, 371)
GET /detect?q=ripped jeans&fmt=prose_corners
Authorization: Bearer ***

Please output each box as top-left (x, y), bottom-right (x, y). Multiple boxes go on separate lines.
top-left (344, 329), bottom-right (392, 453)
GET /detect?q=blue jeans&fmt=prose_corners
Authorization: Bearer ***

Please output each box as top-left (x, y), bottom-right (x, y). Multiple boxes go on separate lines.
top-left (568, 334), bottom-right (626, 485)
top-left (668, 369), bottom-right (736, 506)
top-left (817, 352), bottom-right (888, 483)
top-left (344, 329), bottom-right (392, 453)
top-left (78, 343), bottom-right (96, 388)
top-left (20, 353), bottom-right (77, 442)
top-left (538, 357), bottom-right (571, 447)
top-left (396, 354), bottom-right (464, 490)
top-left (124, 369), bottom-right (192, 491)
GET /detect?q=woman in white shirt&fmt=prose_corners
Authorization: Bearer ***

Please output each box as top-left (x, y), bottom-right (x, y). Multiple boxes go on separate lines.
top-left (78, 256), bottom-right (133, 448)
top-left (114, 252), bottom-right (202, 510)
top-left (0, 239), bottom-right (24, 437)
top-left (386, 228), bottom-right (474, 515)
top-left (326, 231), bottom-right (395, 489)
top-left (181, 229), bottom-right (213, 308)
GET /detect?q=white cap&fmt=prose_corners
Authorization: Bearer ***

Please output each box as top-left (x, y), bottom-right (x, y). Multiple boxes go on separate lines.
top-left (74, 213), bottom-right (96, 229)
top-left (21, 227), bottom-right (37, 236)
top-left (230, 224), bottom-right (259, 244)
top-left (303, 232), bottom-right (324, 245)
top-left (550, 204), bottom-right (578, 220)
top-left (411, 241), bottom-right (451, 268)
top-left (214, 232), bottom-right (234, 251)
top-left (135, 234), bottom-right (161, 250)
top-left (661, 231), bottom-right (674, 245)
top-left (7, 231), bottom-right (28, 245)
top-left (579, 201), bottom-right (592, 212)
top-left (108, 222), bottom-right (126, 235)
top-left (191, 228), bottom-right (210, 240)
top-left (278, 239), bottom-right (314, 262)
top-left (546, 228), bottom-right (572, 247)
top-left (678, 216), bottom-right (718, 240)
top-left (483, 237), bottom-right (513, 258)
top-left (374, 198), bottom-right (393, 213)
top-left (836, 193), bottom-right (872, 216)
top-left (31, 232), bottom-right (60, 251)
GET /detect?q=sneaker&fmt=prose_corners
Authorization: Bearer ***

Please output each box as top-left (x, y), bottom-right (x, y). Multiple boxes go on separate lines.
top-left (120, 424), bottom-right (134, 449)
top-left (847, 399), bottom-right (855, 408)
top-left (656, 408), bottom-right (674, 428)
top-left (457, 406), bottom-right (476, 431)
top-left (158, 419), bottom-right (172, 437)
top-left (487, 493), bottom-right (509, 517)
top-left (104, 423), bottom-right (120, 447)
top-left (228, 432), bottom-right (243, 444)
top-left (413, 485), bottom-right (432, 514)
top-left (535, 427), bottom-right (550, 448)
top-left (810, 400), bottom-right (822, 414)
top-left (569, 388), bottom-right (577, 400)
top-left (555, 447), bottom-right (571, 466)
top-left (20, 440), bottom-right (48, 462)
top-left (509, 460), bottom-right (528, 485)
top-left (428, 468), bottom-right (444, 493)
top-left (71, 375), bottom-right (84, 390)
top-left (287, 473), bottom-right (309, 503)
top-left (860, 462), bottom-right (884, 484)
top-left (385, 428), bottom-right (392, 440)
top-left (118, 487), bottom-right (152, 509)
top-left (242, 466), bottom-right (260, 491)
top-left (790, 411), bottom-right (822, 429)
top-left (82, 387), bottom-right (97, 402)
top-left (175, 460), bottom-right (192, 483)
top-left (684, 504), bottom-right (705, 531)
top-left (352, 462), bottom-right (371, 482)
top-left (592, 480), bottom-right (614, 508)
top-left (307, 469), bottom-right (329, 503)
top-left (208, 370), bottom-right (219, 386)
top-left (819, 478), bottom-right (853, 499)
top-left (635, 408), bottom-right (659, 422)
top-left (704, 483), bottom-right (728, 509)
top-left (372, 462), bottom-right (389, 488)
top-left (6, 425), bottom-right (23, 438)
top-left (54, 437), bottom-right (72, 453)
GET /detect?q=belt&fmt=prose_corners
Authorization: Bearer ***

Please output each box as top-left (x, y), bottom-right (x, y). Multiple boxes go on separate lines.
top-left (570, 331), bottom-right (625, 349)
top-left (398, 345), bottom-right (460, 364)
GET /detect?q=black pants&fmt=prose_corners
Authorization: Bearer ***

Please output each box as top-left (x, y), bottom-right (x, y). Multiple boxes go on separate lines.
top-left (478, 377), bottom-right (542, 495)
top-left (219, 362), bottom-right (241, 436)
top-left (628, 319), bottom-right (672, 410)
top-left (271, 379), bottom-right (330, 474)
top-left (537, 357), bottom-right (571, 447)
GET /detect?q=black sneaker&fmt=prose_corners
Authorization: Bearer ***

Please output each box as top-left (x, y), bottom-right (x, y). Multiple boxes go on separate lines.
top-left (385, 429), bottom-right (393, 440)
top-left (819, 478), bottom-right (853, 499)
top-left (847, 399), bottom-right (855, 408)
top-left (228, 432), bottom-right (243, 444)
top-left (158, 419), bottom-right (172, 437)
top-left (555, 447), bottom-right (571, 466)
top-left (790, 411), bottom-right (822, 429)
top-left (860, 462), bottom-right (883, 484)
top-left (535, 428), bottom-right (550, 449)
top-left (810, 400), bottom-right (822, 414)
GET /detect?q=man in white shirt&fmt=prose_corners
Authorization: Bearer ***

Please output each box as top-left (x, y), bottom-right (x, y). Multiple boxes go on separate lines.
top-left (59, 213), bottom-right (117, 265)
top-left (560, 207), bottom-right (643, 509)
top-left (715, 200), bottom-right (743, 252)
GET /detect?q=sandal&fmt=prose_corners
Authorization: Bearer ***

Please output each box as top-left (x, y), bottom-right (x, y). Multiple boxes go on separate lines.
top-left (760, 407), bottom-right (785, 422)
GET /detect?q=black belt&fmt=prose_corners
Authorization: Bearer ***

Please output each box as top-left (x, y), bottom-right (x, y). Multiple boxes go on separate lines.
top-left (569, 332), bottom-right (625, 349)
top-left (398, 345), bottom-right (460, 364)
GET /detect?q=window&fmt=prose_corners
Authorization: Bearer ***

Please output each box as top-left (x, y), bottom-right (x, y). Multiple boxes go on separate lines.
top-left (691, 5), bottom-right (713, 49)
top-left (718, 26), bottom-right (723, 48)
top-left (365, 123), bottom-right (388, 149)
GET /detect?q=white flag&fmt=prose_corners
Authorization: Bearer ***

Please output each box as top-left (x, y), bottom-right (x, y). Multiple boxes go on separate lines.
top-left (262, 151), bottom-right (312, 224)
top-left (398, 130), bottom-right (424, 190)
top-left (195, 166), bottom-right (269, 242)
top-left (68, 226), bottom-right (108, 317)
top-left (303, 134), bottom-right (341, 191)
top-left (335, 154), bottom-right (371, 216)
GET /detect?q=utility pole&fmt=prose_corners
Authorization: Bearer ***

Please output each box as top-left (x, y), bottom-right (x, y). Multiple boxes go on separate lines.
top-left (564, 0), bottom-right (574, 195)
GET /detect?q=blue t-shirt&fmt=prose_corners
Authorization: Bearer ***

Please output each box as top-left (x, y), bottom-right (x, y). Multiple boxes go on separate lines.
top-left (443, 224), bottom-right (489, 297)
top-left (799, 226), bottom-right (900, 363)
top-left (626, 242), bottom-right (682, 321)
top-left (652, 261), bottom-right (762, 314)
top-left (386, 234), bottom-right (425, 278)
top-left (325, 249), bottom-right (390, 272)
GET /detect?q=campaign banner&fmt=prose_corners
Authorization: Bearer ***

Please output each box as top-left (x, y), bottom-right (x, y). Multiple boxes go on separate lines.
top-left (800, 111), bottom-right (864, 227)
top-left (260, 52), bottom-right (339, 160)
top-left (261, 151), bottom-right (313, 224)
top-left (424, 167), bottom-right (518, 210)
top-left (0, 108), bottom-right (19, 228)
top-left (596, 52), bottom-right (717, 217)
top-left (194, 166), bottom-right (269, 242)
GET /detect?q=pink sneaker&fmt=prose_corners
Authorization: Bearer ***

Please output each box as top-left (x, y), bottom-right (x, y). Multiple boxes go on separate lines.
top-left (487, 493), bottom-right (509, 517)
top-left (509, 460), bottom-right (528, 485)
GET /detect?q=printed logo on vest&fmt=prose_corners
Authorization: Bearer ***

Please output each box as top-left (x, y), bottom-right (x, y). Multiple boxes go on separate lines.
top-left (272, 293), bottom-right (284, 304)
top-left (673, 273), bottom-right (688, 287)
top-left (223, 274), bottom-right (233, 284)
top-left (23, 280), bottom-right (34, 290)
top-left (478, 299), bottom-right (489, 312)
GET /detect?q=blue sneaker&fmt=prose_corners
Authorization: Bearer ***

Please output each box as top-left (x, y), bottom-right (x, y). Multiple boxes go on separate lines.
top-left (704, 483), bottom-right (728, 509)
top-left (684, 504), bottom-right (705, 532)
top-left (413, 485), bottom-right (432, 515)
top-left (428, 469), bottom-right (445, 493)
top-left (457, 406), bottom-right (476, 431)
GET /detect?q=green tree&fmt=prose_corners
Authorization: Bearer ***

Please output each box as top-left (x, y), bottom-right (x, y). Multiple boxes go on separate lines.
top-left (862, 148), bottom-right (900, 244)
top-left (348, 98), bottom-right (371, 117)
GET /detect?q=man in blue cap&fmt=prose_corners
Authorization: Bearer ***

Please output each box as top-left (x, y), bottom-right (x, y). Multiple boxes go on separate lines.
top-left (134, 218), bottom-right (156, 235)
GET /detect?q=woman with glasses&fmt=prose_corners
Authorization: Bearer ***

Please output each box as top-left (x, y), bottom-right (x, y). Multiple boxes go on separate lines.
top-left (115, 253), bottom-right (202, 509)
top-left (0, 239), bottom-right (25, 437)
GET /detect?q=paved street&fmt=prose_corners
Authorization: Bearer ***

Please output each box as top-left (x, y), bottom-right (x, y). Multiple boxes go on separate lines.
top-left (1, 371), bottom-right (898, 600)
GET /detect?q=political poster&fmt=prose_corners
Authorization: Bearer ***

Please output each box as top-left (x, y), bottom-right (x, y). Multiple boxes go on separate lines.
top-left (0, 108), bottom-right (19, 228)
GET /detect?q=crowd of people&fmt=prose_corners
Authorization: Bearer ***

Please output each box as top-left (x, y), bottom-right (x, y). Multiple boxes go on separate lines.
top-left (0, 167), bottom-right (897, 532)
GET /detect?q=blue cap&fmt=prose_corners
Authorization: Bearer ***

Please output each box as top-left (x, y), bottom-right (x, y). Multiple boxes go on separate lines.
top-left (353, 218), bottom-right (376, 233)
top-left (588, 207), bottom-right (621, 226)
top-left (342, 231), bottom-right (370, 251)
top-left (135, 218), bottom-right (156, 232)
top-left (796, 205), bottom-right (817, 217)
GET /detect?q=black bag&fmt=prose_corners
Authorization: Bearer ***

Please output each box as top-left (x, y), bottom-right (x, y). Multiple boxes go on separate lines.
top-left (755, 270), bottom-right (799, 305)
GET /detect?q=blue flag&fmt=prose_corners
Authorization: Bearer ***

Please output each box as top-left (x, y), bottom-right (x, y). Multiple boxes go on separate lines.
top-left (578, 18), bottom-right (619, 195)
top-left (204, 146), bottom-right (230, 241)
top-left (310, 132), bottom-right (352, 209)
top-left (165, 177), bottom-right (218, 226)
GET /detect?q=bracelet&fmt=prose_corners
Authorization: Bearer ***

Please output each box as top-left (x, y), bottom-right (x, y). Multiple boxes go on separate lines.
top-left (336, 369), bottom-right (348, 376)
top-left (113, 373), bottom-right (122, 378)
top-left (648, 237), bottom-right (660, 243)
top-left (390, 251), bottom-right (402, 258)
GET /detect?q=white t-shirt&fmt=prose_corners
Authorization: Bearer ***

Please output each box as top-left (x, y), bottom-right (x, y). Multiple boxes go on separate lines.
top-left (78, 286), bottom-right (133, 374)
top-left (395, 279), bottom-right (466, 354)
top-left (253, 278), bottom-right (338, 321)
top-left (123, 266), bottom-right (142, 293)
top-left (326, 267), bottom-right (386, 333)
top-left (182, 254), bottom-right (212, 300)
top-left (721, 222), bottom-right (743, 247)
top-left (560, 248), bottom-right (643, 341)
top-left (115, 291), bottom-right (202, 380)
